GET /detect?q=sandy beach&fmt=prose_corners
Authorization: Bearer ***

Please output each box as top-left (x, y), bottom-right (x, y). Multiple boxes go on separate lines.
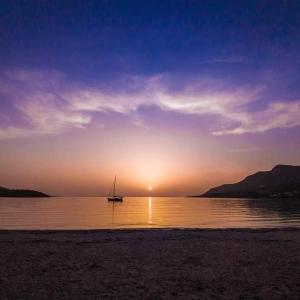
top-left (0, 228), bottom-right (299, 299)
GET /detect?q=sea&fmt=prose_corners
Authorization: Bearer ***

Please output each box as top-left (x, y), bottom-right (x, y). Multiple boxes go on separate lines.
top-left (0, 197), bottom-right (299, 229)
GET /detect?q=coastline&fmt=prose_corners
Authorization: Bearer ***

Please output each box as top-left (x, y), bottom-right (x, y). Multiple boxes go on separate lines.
top-left (0, 228), bottom-right (299, 299)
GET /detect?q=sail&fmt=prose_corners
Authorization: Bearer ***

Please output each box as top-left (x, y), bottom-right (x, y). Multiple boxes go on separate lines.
top-left (107, 176), bottom-right (123, 201)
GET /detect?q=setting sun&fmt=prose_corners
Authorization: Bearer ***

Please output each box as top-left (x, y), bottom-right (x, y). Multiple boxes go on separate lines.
top-left (148, 185), bottom-right (153, 191)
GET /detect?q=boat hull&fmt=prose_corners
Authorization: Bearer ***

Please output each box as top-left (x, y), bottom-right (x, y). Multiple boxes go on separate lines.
top-left (107, 196), bottom-right (123, 202)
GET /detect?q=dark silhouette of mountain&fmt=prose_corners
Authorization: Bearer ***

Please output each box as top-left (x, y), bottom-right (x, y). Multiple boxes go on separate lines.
top-left (0, 186), bottom-right (50, 197)
top-left (199, 165), bottom-right (300, 198)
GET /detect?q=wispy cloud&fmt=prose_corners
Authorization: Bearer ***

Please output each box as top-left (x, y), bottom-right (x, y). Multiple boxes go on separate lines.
top-left (0, 69), bottom-right (299, 140)
top-left (226, 147), bottom-right (260, 153)
top-left (199, 57), bottom-right (245, 64)
top-left (213, 101), bottom-right (300, 135)
top-left (0, 70), bottom-right (91, 139)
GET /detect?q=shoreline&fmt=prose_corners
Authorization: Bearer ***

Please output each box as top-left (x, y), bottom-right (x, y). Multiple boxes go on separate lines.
top-left (1, 228), bottom-right (299, 299)
top-left (0, 227), bottom-right (299, 235)
top-left (0, 227), bottom-right (300, 233)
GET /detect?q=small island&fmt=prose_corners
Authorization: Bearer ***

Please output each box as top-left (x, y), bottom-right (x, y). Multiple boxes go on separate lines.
top-left (198, 164), bottom-right (300, 198)
top-left (0, 186), bottom-right (50, 197)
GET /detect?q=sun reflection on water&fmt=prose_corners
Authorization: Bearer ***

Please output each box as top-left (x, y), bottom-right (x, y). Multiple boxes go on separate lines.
top-left (148, 197), bottom-right (152, 224)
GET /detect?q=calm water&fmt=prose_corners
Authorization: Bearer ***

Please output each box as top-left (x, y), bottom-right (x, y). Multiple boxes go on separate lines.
top-left (0, 197), bottom-right (299, 229)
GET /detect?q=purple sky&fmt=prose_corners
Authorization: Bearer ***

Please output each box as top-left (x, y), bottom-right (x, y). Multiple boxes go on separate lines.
top-left (0, 1), bottom-right (300, 195)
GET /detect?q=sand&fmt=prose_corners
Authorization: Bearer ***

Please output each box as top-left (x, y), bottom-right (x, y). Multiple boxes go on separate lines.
top-left (0, 228), bottom-right (299, 299)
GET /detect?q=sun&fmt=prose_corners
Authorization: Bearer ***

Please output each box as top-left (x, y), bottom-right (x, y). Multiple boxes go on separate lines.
top-left (148, 185), bottom-right (152, 191)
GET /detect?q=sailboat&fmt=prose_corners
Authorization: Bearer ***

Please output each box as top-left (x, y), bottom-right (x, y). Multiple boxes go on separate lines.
top-left (107, 176), bottom-right (123, 201)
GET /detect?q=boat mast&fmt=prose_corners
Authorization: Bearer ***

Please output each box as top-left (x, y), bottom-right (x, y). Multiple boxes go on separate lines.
top-left (113, 175), bottom-right (116, 197)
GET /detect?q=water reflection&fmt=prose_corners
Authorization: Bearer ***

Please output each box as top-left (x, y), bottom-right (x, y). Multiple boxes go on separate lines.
top-left (0, 197), bottom-right (299, 229)
top-left (109, 200), bottom-right (122, 226)
top-left (245, 198), bottom-right (300, 219)
top-left (148, 197), bottom-right (152, 224)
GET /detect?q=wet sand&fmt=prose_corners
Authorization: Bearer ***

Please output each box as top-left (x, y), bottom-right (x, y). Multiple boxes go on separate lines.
top-left (0, 228), bottom-right (299, 299)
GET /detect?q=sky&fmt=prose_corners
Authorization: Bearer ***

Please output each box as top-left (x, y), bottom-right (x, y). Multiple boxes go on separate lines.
top-left (0, 0), bottom-right (300, 196)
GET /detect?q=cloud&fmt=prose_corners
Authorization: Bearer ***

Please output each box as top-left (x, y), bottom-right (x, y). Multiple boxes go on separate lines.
top-left (226, 147), bottom-right (260, 153)
top-left (0, 70), bottom-right (91, 139)
top-left (199, 57), bottom-right (245, 64)
top-left (0, 69), bottom-right (299, 140)
top-left (213, 101), bottom-right (300, 135)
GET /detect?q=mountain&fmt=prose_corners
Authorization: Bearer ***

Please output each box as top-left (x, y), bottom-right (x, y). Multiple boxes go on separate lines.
top-left (0, 186), bottom-right (50, 197)
top-left (199, 165), bottom-right (300, 198)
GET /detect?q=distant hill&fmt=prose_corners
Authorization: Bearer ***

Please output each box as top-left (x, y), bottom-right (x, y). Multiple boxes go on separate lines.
top-left (199, 165), bottom-right (300, 198)
top-left (0, 186), bottom-right (50, 197)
